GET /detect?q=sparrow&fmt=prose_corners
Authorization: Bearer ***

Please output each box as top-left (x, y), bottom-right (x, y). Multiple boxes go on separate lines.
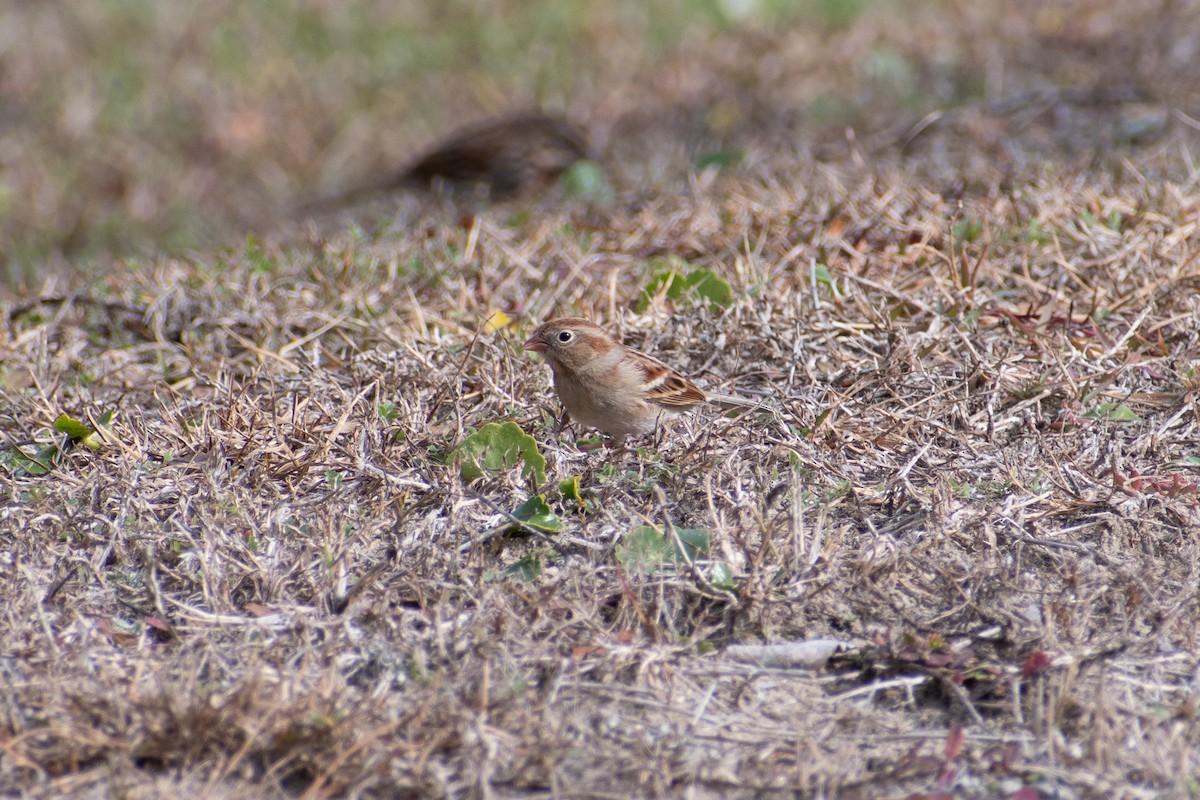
top-left (404, 112), bottom-right (590, 198)
top-left (522, 317), bottom-right (759, 447)
top-left (300, 112), bottom-right (591, 212)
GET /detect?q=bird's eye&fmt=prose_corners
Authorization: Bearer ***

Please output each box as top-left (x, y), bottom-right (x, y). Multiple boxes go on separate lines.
top-left (557, 330), bottom-right (573, 343)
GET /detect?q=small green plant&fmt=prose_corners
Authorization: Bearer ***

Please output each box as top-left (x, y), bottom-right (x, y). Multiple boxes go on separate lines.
top-left (508, 494), bottom-right (563, 534)
top-left (949, 477), bottom-right (976, 499)
top-left (561, 160), bottom-right (615, 203)
top-left (951, 217), bottom-right (982, 250)
top-left (637, 257), bottom-right (733, 310)
top-left (617, 525), bottom-right (711, 574)
top-left (241, 235), bottom-right (276, 273)
top-left (1083, 402), bottom-right (1139, 422)
top-left (280, 518), bottom-right (311, 537)
top-left (455, 422), bottom-right (546, 484)
top-left (490, 553), bottom-right (544, 583)
top-left (709, 560), bottom-right (737, 591)
top-left (1020, 218), bottom-right (1053, 245)
top-left (811, 263), bottom-right (847, 298)
top-left (693, 148), bottom-right (743, 172)
top-left (1, 410), bottom-right (114, 477)
top-left (558, 475), bottom-right (594, 513)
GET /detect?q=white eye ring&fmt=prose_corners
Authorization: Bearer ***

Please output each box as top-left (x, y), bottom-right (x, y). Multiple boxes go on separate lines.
top-left (557, 330), bottom-right (573, 342)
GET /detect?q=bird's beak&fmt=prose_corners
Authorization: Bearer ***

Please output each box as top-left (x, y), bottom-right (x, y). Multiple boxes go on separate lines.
top-left (522, 333), bottom-right (547, 353)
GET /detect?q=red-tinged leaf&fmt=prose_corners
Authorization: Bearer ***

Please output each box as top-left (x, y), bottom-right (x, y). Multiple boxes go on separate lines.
top-left (142, 616), bottom-right (175, 639)
top-left (244, 602), bottom-right (273, 617)
top-left (945, 724), bottom-right (965, 760)
top-left (615, 629), bottom-right (635, 644)
top-left (572, 645), bottom-right (606, 659)
top-left (1009, 788), bottom-right (1041, 800)
top-left (906, 793), bottom-right (954, 800)
top-left (896, 647), bottom-right (921, 661)
top-left (97, 618), bottom-right (136, 647)
top-left (1022, 651), bottom-right (1052, 677)
top-left (926, 652), bottom-right (953, 667)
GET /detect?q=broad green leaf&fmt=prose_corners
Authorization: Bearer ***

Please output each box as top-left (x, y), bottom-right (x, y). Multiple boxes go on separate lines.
top-left (3, 410), bottom-right (114, 476)
top-left (674, 528), bottom-right (711, 561)
top-left (617, 525), bottom-right (712, 574)
top-left (710, 560), bottom-right (736, 590)
top-left (559, 475), bottom-right (582, 504)
top-left (0, 444), bottom-right (56, 477)
top-left (693, 148), bottom-right (743, 171)
top-left (638, 258), bottom-right (733, 311)
top-left (493, 554), bottom-right (543, 582)
top-left (510, 494), bottom-right (563, 533)
top-left (617, 526), bottom-right (670, 572)
top-left (53, 414), bottom-right (102, 450)
top-left (1084, 403), bottom-right (1139, 422)
top-left (378, 400), bottom-right (399, 421)
top-left (558, 475), bottom-right (593, 513)
top-left (455, 422), bottom-right (546, 484)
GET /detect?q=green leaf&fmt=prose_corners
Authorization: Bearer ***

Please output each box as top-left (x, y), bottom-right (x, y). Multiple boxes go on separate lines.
top-left (0, 444), bottom-right (57, 477)
top-left (812, 263), bottom-right (834, 287)
top-left (3, 410), bottom-right (114, 476)
top-left (494, 553), bottom-right (543, 582)
top-left (638, 258), bottom-right (734, 311)
top-left (378, 400), bottom-right (399, 421)
top-left (710, 560), bottom-right (736, 590)
top-left (617, 526), bottom-right (669, 572)
top-left (455, 422), bottom-right (546, 484)
top-left (693, 148), bottom-right (743, 171)
top-left (510, 494), bottom-right (563, 533)
top-left (617, 525), bottom-right (712, 574)
top-left (951, 217), bottom-right (982, 244)
top-left (674, 528), bottom-right (711, 561)
top-left (53, 413), bottom-right (102, 450)
top-left (561, 160), bottom-right (615, 203)
top-left (558, 474), bottom-right (592, 513)
top-left (559, 475), bottom-right (582, 503)
top-left (1021, 218), bottom-right (1053, 245)
top-left (1084, 403), bottom-right (1139, 422)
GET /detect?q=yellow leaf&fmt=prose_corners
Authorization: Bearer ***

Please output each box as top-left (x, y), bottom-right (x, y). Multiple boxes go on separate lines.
top-left (482, 310), bottom-right (512, 334)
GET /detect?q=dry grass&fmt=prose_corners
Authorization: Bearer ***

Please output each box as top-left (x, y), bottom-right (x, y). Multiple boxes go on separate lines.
top-left (4, 1), bottom-right (1200, 798)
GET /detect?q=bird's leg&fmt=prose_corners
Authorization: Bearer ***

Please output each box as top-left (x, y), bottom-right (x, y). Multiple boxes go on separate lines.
top-left (556, 410), bottom-right (602, 451)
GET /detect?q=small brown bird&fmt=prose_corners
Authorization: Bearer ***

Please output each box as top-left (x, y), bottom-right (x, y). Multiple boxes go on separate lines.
top-left (523, 317), bottom-right (759, 447)
top-left (404, 112), bottom-right (590, 198)
top-left (302, 112), bottom-right (591, 212)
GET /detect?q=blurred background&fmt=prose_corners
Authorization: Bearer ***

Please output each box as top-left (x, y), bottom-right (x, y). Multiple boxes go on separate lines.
top-left (0, 0), bottom-right (1195, 284)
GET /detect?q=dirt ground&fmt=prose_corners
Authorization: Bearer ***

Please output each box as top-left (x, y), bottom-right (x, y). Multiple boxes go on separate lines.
top-left (3, 1), bottom-right (1200, 798)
